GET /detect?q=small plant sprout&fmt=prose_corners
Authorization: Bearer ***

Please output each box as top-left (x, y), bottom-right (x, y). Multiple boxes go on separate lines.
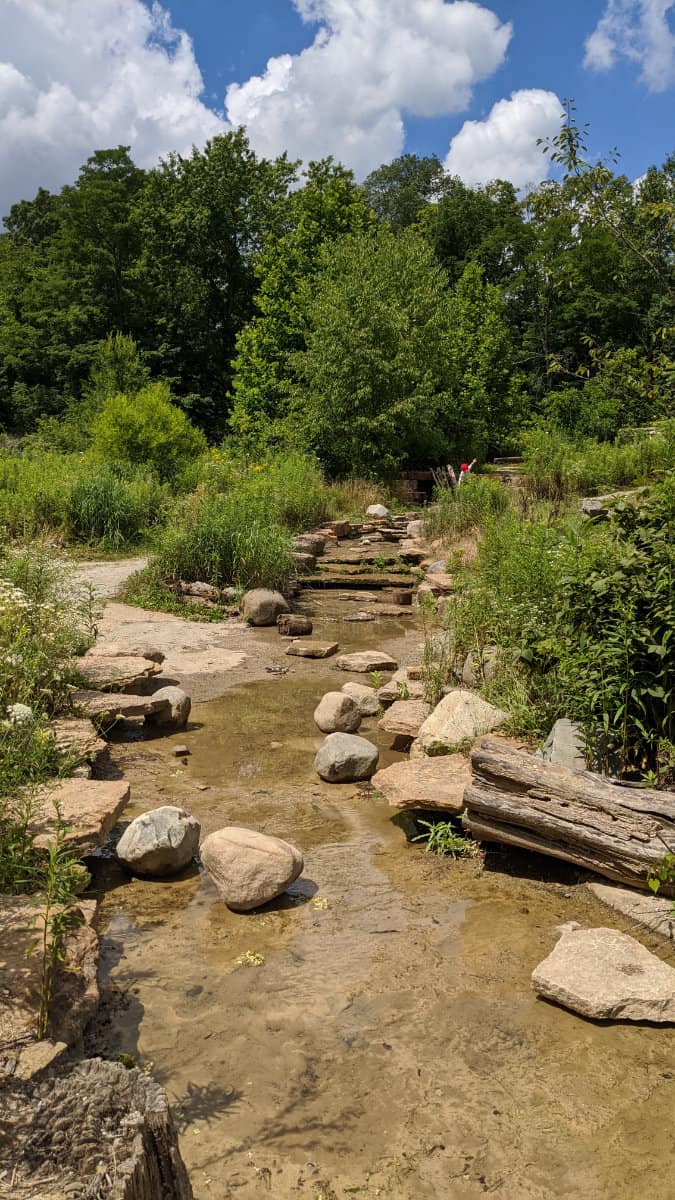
top-left (396, 680), bottom-right (410, 700)
top-left (371, 671), bottom-right (384, 690)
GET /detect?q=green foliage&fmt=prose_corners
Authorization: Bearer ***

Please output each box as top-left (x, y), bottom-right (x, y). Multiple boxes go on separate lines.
top-left (90, 381), bottom-right (207, 483)
top-left (363, 154), bottom-right (446, 231)
top-left (522, 424), bottom-right (675, 499)
top-left (179, 449), bottom-right (338, 531)
top-left (413, 819), bottom-right (475, 858)
top-left (424, 476), bottom-right (510, 540)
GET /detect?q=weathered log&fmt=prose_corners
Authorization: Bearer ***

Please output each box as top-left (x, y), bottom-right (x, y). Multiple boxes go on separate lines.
top-left (463, 739), bottom-right (675, 893)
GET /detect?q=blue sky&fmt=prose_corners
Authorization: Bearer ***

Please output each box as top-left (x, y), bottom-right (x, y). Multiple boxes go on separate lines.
top-left (169, 0), bottom-right (673, 181)
top-left (1, 1), bottom-right (673, 216)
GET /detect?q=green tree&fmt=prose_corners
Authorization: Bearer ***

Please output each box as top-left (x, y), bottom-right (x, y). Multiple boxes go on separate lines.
top-left (363, 154), bottom-right (446, 230)
top-left (90, 381), bottom-right (206, 482)
top-left (229, 159), bottom-right (375, 450)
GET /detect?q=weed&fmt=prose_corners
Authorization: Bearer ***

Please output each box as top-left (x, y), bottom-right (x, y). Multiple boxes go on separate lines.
top-left (413, 819), bottom-right (476, 858)
top-left (371, 671), bottom-right (384, 690)
top-left (396, 680), bottom-right (411, 700)
top-left (235, 950), bottom-right (265, 968)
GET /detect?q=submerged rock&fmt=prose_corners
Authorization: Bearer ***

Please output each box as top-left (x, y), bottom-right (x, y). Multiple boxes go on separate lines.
top-left (531, 926), bottom-right (675, 1022)
top-left (277, 613), bottom-right (313, 637)
top-left (116, 806), bottom-right (200, 877)
top-left (242, 589), bottom-right (290, 627)
top-left (286, 640), bottom-right (339, 659)
top-left (418, 689), bottom-right (507, 755)
top-left (314, 691), bottom-right (362, 734)
top-left (314, 732), bottom-right (379, 782)
top-left (200, 827), bottom-right (303, 911)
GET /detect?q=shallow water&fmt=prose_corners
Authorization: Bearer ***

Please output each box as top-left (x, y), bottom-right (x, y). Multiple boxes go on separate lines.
top-left (90, 597), bottom-right (675, 1200)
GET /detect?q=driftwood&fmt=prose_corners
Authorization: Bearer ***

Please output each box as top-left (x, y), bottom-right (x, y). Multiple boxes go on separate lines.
top-left (463, 739), bottom-right (675, 894)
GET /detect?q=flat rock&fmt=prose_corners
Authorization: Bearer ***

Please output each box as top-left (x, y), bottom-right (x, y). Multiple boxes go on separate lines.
top-left (286, 640), bottom-right (339, 659)
top-left (531, 926), bottom-right (675, 1022)
top-left (117, 806), bottom-right (201, 877)
top-left (418, 689), bottom-right (507, 754)
top-left (341, 682), bottom-right (380, 717)
top-left (200, 827), bottom-right (303, 912)
top-left (86, 641), bottom-right (165, 664)
top-left (399, 547), bottom-right (428, 565)
top-left (343, 611), bottom-right (376, 622)
top-left (372, 754), bottom-right (471, 813)
top-left (49, 718), bottom-right (108, 764)
top-left (378, 699), bottom-right (431, 738)
top-left (314, 691), bottom-right (362, 734)
top-left (30, 779), bottom-right (130, 854)
top-left (588, 883), bottom-right (675, 942)
top-left (420, 572), bottom-right (455, 595)
top-left (75, 654), bottom-right (162, 692)
top-left (314, 732), bottom-right (379, 783)
top-left (73, 688), bottom-right (172, 723)
top-left (335, 650), bottom-right (398, 673)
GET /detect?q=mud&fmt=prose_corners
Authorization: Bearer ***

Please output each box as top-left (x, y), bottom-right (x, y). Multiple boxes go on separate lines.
top-left (86, 583), bottom-right (675, 1200)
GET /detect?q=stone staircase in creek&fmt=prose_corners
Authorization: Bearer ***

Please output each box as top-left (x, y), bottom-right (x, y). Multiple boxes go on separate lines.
top-left (297, 512), bottom-right (421, 597)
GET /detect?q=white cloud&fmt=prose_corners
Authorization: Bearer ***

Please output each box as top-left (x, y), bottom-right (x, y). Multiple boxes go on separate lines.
top-left (0, 0), bottom-right (225, 217)
top-left (584, 1), bottom-right (675, 91)
top-left (443, 89), bottom-right (562, 189)
top-left (226, 0), bottom-right (512, 178)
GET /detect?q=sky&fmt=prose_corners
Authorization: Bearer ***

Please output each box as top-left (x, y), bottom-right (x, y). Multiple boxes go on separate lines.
top-left (1, 0), bottom-right (674, 217)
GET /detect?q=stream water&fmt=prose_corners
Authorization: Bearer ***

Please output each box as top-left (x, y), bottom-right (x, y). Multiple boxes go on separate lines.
top-left (88, 596), bottom-right (675, 1200)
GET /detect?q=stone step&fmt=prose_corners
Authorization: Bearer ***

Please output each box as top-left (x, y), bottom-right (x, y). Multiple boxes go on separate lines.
top-left (74, 654), bottom-right (162, 693)
top-left (49, 718), bottom-right (108, 765)
top-left (30, 778), bottom-right (130, 854)
top-left (73, 689), bottom-right (172, 724)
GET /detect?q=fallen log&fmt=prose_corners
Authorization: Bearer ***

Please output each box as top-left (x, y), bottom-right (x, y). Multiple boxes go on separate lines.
top-left (463, 739), bottom-right (675, 894)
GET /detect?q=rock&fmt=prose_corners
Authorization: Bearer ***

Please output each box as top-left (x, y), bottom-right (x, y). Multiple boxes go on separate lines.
top-left (366, 504), bottom-right (390, 518)
top-left (341, 681), bottom-right (380, 717)
top-left (200, 827), bottom-right (303, 911)
top-left (399, 546), bottom-right (428, 565)
top-left (292, 534), bottom-right (326, 557)
top-left (292, 552), bottom-right (317, 573)
top-left (372, 754), bottom-right (471, 813)
top-left (390, 588), bottom-right (413, 606)
top-left (537, 718), bottom-right (586, 773)
top-left (420, 572), bottom-right (455, 595)
top-left (344, 611), bottom-right (376, 622)
top-left (418, 690), bottom-right (507, 755)
top-left (86, 642), bottom-right (165, 664)
top-left (172, 744), bottom-right (190, 757)
top-left (531, 926), bottom-right (675, 1022)
top-left (314, 732), bottom-right (379, 782)
top-left (378, 699), bottom-right (431, 738)
top-left (75, 654), bottom-right (162, 693)
top-left (406, 519), bottom-right (423, 538)
top-left (49, 717), bottom-right (108, 765)
top-left (73, 688), bottom-right (173, 725)
top-left (378, 669), bottom-right (425, 705)
top-left (587, 883), bottom-right (675, 941)
top-left (314, 691), bottom-right (362, 734)
top-left (180, 580), bottom-right (221, 602)
top-left (426, 560), bottom-right (446, 573)
top-left (242, 588), bottom-right (290, 627)
top-left (462, 645), bottom-right (503, 688)
top-left (277, 613), bottom-right (313, 637)
top-left (336, 650), bottom-right (398, 673)
top-left (286, 640), bottom-right (339, 659)
top-left (326, 519), bottom-right (351, 538)
top-left (30, 779), bottom-right (130, 855)
top-left (116, 806), bottom-right (201, 877)
top-left (6, 702), bottom-right (34, 725)
top-left (144, 685), bottom-right (191, 730)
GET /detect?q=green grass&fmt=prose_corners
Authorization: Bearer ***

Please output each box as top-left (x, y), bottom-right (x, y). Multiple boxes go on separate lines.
top-left (423, 475), bottom-right (510, 540)
top-left (521, 422), bottom-right (675, 500)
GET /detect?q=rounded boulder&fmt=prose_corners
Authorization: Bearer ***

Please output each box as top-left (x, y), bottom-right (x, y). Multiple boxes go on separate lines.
top-left (200, 827), bottom-right (304, 912)
top-left (314, 691), bottom-right (361, 734)
top-left (314, 733), bottom-right (379, 783)
top-left (145, 685), bottom-right (191, 730)
top-left (341, 682), bottom-right (380, 717)
top-left (117, 806), bottom-right (201, 877)
top-left (242, 589), bottom-right (290, 627)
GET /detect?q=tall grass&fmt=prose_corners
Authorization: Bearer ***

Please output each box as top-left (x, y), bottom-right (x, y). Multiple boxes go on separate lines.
top-left (522, 422), bottom-right (675, 500)
top-left (424, 476), bottom-right (510, 540)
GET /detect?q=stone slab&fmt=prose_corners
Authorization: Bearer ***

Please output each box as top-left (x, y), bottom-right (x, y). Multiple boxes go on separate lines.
top-left (378, 700), bottom-right (431, 738)
top-left (588, 882), bottom-right (675, 942)
top-left (336, 651), bottom-right (398, 673)
top-left (74, 654), bottom-right (162, 693)
top-left (73, 689), bottom-right (171, 723)
top-left (30, 779), bottom-right (130, 854)
top-left (285, 641), bottom-right (339, 659)
top-left (372, 755), bottom-right (471, 814)
top-left (49, 718), bottom-right (108, 764)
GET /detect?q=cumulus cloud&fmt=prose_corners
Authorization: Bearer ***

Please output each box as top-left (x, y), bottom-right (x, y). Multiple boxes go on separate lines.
top-left (0, 0), bottom-right (225, 216)
top-left (226, 0), bottom-right (512, 178)
top-left (443, 89), bottom-right (562, 189)
top-left (584, 1), bottom-right (675, 91)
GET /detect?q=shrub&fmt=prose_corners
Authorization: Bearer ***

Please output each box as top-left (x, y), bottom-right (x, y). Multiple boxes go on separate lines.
top-left (90, 382), bottom-right (207, 483)
top-left (156, 492), bottom-right (294, 589)
top-left (424, 475), bottom-right (510, 540)
top-left (67, 462), bottom-right (167, 548)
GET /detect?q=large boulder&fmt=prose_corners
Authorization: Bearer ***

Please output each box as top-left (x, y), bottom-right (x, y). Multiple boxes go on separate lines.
top-left (116, 806), bottom-right (201, 877)
top-left (371, 754), bottom-right (471, 814)
top-left (537, 718), bottom-right (586, 773)
top-left (200, 827), bottom-right (303, 911)
top-left (531, 926), bottom-right (675, 1022)
top-left (314, 691), bottom-right (361, 734)
top-left (341, 682), bottom-right (380, 717)
top-left (242, 589), bottom-right (290, 627)
top-left (336, 650), bottom-right (398, 673)
top-left (366, 504), bottom-right (390, 519)
top-left (418, 689), bottom-right (507, 755)
top-left (292, 534), bottom-right (326, 557)
top-left (314, 733), bottom-right (379, 782)
top-left (144, 685), bottom-right (191, 730)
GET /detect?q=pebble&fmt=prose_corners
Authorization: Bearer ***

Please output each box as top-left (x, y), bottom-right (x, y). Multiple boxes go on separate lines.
top-left (172, 745), bottom-right (190, 757)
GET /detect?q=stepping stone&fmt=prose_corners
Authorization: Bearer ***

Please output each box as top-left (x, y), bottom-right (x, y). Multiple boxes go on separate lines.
top-left (531, 926), bottom-right (675, 1022)
top-left (588, 883), bottom-right (675, 941)
top-left (378, 670), bottom-right (425, 705)
top-left (73, 689), bottom-right (172, 724)
top-left (30, 779), bottom-right (130, 854)
top-left (74, 655), bottom-right (162, 692)
top-left (86, 642), bottom-right (165, 664)
top-left (49, 718), bottom-right (108, 764)
top-left (378, 700), bottom-right (430, 738)
top-left (419, 572), bottom-right (455, 595)
top-left (335, 651), bottom-right (398, 673)
top-left (371, 755), bottom-right (471, 814)
top-left (286, 640), bottom-right (339, 659)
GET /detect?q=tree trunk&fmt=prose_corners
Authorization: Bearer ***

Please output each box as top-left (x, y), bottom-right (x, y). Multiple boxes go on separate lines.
top-left (463, 739), bottom-right (675, 893)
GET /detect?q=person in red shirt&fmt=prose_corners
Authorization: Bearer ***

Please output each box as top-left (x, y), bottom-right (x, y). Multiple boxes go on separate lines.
top-left (458, 458), bottom-right (477, 485)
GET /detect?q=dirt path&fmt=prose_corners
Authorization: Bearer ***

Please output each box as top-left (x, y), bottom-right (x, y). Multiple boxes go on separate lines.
top-left (85, 575), bottom-right (675, 1200)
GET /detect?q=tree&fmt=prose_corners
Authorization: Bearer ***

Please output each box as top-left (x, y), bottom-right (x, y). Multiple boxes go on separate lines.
top-left (90, 381), bottom-right (206, 482)
top-left (363, 154), bottom-right (446, 230)
top-left (228, 159), bottom-right (376, 450)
